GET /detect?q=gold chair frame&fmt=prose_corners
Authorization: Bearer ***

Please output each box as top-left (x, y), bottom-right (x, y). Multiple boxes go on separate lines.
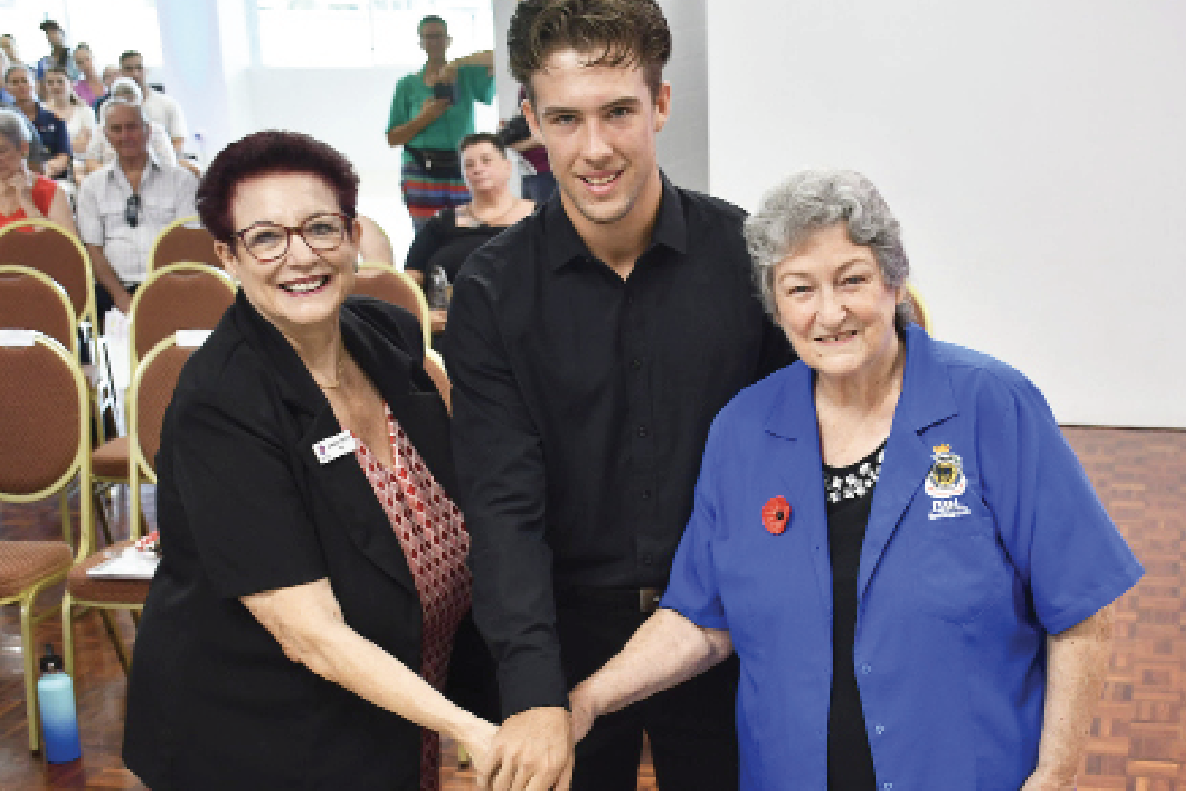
top-left (147, 215), bottom-right (219, 273)
top-left (356, 262), bottom-right (433, 351)
top-left (64, 334), bottom-right (188, 678)
top-left (0, 218), bottom-right (98, 348)
top-left (127, 262), bottom-right (235, 370)
top-left (0, 264), bottom-right (79, 356)
top-left (0, 332), bottom-right (91, 752)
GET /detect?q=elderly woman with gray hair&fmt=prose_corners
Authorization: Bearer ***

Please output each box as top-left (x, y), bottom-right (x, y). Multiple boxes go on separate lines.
top-left (0, 107), bottom-right (75, 230)
top-left (565, 169), bottom-right (1142, 790)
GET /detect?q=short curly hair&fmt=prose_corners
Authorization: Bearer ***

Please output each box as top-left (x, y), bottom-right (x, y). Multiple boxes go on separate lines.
top-left (744, 169), bottom-right (911, 324)
top-left (508, 0), bottom-right (671, 104)
top-left (197, 130), bottom-right (359, 245)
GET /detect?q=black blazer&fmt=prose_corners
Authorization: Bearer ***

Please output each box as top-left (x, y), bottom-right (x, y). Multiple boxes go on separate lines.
top-left (124, 292), bottom-right (491, 791)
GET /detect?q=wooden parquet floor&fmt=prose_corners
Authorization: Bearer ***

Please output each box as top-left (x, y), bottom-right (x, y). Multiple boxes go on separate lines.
top-left (0, 426), bottom-right (1179, 790)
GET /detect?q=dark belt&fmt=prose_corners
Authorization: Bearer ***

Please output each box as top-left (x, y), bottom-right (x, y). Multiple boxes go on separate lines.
top-left (556, 586), bottom-right (665, 614)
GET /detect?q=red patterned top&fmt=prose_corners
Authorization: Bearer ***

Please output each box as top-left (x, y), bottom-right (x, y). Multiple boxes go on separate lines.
top-left (354, 404), bottom-right (472, 791)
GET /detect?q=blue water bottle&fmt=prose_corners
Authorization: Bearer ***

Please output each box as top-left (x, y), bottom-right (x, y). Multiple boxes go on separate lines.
top-left (37, 644), bottom-right (82, 763)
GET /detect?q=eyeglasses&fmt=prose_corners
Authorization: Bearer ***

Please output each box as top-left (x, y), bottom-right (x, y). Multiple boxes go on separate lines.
top-left (234, 213), bottom-right (350, 264)
top-left (420, 32), bottom-right (448, 40)
top-left (125, 194), bottom-right (141, 227)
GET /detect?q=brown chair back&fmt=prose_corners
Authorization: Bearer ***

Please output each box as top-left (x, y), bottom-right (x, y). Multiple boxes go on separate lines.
top-left (132, 339), bottom-right (195, 479)
top-left (0, 266), bottom-right (78, 355)
top-left (0, 220), bottom-right (95, 328)
top-left (903, 284), bottom-right (932, 334)
top-left (353, 263), bottom-right (432, 349)
top-left (149, 217), bottom-right (221, 272)
top-left (130, 263), bottom-right (235, 366)
top-left (425, 349), bottom-right (451, 414)
top-left (0, 333), bottom-right (88, 500)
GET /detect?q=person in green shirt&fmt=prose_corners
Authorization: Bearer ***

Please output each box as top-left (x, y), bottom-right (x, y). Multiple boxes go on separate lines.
top-left (387, 15), bottom-right (494, 230)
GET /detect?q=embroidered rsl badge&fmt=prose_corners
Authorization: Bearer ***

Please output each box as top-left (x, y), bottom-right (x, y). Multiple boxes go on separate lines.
top-left (924, 444), bottom-right (966, 498)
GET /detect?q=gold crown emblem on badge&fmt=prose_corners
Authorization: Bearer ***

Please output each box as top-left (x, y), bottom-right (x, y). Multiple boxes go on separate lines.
top-left (933, 444), bottom-right (951, 454)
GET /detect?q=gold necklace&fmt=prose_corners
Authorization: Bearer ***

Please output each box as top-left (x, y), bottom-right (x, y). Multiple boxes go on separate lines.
top-left (311, 355), bottom-right (346, 390)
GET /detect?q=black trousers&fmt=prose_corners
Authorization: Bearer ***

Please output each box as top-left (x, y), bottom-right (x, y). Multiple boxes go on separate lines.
top-left (556, 598), bottom-right (740, 791)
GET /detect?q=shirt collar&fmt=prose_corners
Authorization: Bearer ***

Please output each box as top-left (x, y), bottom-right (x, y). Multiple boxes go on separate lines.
top-left (543, 171), bottom-right (688, 271)
top-left (764, 324), bottom-right (958, 441)
top-left (109, 149), bottom-right (163, 190)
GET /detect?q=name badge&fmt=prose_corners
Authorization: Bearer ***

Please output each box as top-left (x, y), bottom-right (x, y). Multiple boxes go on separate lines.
top-left (313, 430), bottom-right (357, 465)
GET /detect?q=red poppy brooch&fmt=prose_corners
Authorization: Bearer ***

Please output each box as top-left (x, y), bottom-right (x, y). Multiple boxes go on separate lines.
top-left (762, 495), bottom-right (791, 535)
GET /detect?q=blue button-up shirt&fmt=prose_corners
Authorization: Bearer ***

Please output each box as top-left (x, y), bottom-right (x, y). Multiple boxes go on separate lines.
top-left (663, 324), bottom-right (1143, 790)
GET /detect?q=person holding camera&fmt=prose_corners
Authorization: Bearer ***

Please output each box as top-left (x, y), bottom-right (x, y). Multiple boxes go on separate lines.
top-left (387, 15), bottom-right (494, 230)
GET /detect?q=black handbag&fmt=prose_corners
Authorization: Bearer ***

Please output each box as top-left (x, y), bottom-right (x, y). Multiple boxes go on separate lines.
top-left (406, 147), bottom-right (462, 177)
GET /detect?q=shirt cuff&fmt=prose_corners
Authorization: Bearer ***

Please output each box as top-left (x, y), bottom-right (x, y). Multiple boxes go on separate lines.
top-left (497, 651), bottom-right (570, 719)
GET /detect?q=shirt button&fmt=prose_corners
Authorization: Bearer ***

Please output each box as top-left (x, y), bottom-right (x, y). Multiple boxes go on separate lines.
top-left (642, 554), bottom-right (653, 565)
top-left (637, 425), bottom-right (648, 438)
top-left (641, 489), bottom-right (652, 499)
top-left (630, 358), bottom-right (642, 371)
top-left (874, 724), bottom-right (885, 735)
top-left (861, 663), bottom-right (872, 674)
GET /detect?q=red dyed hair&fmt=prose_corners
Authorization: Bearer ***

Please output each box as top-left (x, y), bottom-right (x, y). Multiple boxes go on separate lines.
top-left (197, 130), bottom-right (359, 244)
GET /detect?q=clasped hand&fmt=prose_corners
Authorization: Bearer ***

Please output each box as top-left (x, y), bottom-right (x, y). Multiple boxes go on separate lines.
top-left (475, 706), bottom-right (576, 791)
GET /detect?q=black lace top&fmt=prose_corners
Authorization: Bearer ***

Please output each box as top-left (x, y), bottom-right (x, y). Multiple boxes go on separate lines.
top-left (823, 440), bottom-right (886, 791)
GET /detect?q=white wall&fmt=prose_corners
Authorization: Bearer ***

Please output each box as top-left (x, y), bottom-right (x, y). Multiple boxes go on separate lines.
top-left (706, 0), bottom-right (1186, 428)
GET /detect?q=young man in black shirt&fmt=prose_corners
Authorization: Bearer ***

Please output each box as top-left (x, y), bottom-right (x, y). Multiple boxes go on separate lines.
top-left (447, 2), bottom-right (794, 788)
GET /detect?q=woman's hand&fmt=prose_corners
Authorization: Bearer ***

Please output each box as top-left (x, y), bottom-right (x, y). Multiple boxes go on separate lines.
top-left (4, 162), bottom-right (33, 200)
top-left (455, 716), bottom-right (498, 782)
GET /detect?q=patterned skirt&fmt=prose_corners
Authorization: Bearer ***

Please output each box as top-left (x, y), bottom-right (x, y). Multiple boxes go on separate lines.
top-left (401, 160), bottom-right (471, 228)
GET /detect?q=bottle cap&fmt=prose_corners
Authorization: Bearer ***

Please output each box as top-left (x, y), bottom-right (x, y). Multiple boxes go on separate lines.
top-left (39, 643), bottom-right (64, 673)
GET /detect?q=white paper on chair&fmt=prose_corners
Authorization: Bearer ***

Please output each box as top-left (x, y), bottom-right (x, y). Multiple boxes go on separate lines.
top-left (86, 547), bottom-right (160, 579)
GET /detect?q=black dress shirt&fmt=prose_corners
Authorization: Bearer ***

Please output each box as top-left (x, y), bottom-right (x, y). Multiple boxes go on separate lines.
top-left (447, 176), bottom-right (795, 715)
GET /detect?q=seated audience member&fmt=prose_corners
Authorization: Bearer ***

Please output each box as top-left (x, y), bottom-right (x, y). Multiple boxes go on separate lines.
top-left (118, 50), bottom-right (187, 157)
top-left (122, 129), bottom-right (498, 791)
top-left (71, 43), bottom-right (105, 107)
top-left (0, 34), bottom-right (19, 66)
top-left (5, 64), bottom-right (71, 179)
top-left (0, 48), bottom-right (11, 104)
top-left (94, 63), bottom-right (120, 112)
top-left (0, 108), bottom-right (74, 231)
top-left (357, 214), bottom-right (397, 266)
top-left (44, 65), bottom-right (95, 170)
top-left (34, 20), bottom-right (79, 96)
top-left (403, 133), bottom-right (533, 296)
top-left (83, 78), bottom-right (177, 176)
top-left (76, 98), bottom-right (198, 316)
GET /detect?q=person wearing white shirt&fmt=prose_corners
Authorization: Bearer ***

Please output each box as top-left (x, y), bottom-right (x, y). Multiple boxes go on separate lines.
top-left (118, 50), bottom-right (187, 154)
top-left (76, 99), bottom-right (197, 316)
top-left (82, 78), bottom-right (177, 176)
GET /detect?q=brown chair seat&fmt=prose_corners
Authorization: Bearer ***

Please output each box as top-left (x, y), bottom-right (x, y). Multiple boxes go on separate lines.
top-left (0, 541), bottom-right (73, 599)
top-left (66, 540), bottom-right (152, 605)
top-left (92, 436), bottom-right (129, 478)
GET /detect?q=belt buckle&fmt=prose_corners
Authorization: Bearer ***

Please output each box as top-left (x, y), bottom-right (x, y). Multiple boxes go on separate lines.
top-left (639, 587), bottom-right (662, 614)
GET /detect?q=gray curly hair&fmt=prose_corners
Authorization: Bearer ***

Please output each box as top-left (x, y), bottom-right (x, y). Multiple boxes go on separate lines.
top-left (0, 107), bottom-right (31, 149)
top-left (744, 169), bottom-right (911, 325)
